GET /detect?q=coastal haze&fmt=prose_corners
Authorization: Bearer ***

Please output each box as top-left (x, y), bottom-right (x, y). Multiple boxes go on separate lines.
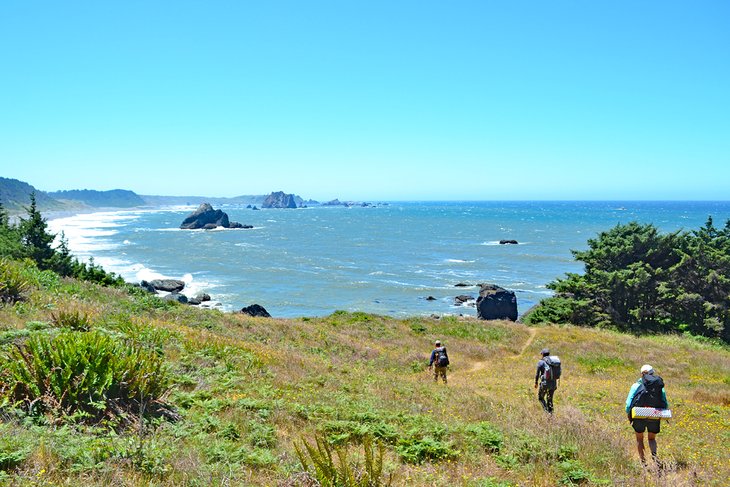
top-left (47, 200), bottom-right (730, 318)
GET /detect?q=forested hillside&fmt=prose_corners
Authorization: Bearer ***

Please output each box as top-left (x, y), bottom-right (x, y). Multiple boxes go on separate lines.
top-left (0, 177), bottom-right (63, 212)
top-left (50, 189), bottom-right (146, 208)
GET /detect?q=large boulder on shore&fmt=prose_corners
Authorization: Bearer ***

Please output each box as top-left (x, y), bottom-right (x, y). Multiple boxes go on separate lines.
top-left (180, 203), bottom-right (249, 229)
top-left (476, 284), bottom-right (518, 321)
top-left (148, 279), bottom-right (186, 293)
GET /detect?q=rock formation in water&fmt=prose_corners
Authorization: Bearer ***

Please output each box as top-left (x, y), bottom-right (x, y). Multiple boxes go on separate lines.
top-left (180, 203), bottom-right (250, 229)
top-left (476, 283), bottom-right (518, 321)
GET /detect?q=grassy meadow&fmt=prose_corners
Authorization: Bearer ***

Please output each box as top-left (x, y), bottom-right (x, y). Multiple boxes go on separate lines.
top-left (0, 265), bottom-right (728, 486)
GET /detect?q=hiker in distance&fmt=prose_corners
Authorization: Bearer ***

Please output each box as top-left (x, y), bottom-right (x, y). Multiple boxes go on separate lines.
top-left (625, 364), bottom-right (669, 465)
top-left (534, 348), bottom-right (561, 414)
top-left (429, 340), bottom-right (449, 384)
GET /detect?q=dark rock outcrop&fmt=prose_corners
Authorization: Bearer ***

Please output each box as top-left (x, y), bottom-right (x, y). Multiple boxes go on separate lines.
top-left (180, 203), bottom-right (249, 229)
top-left (499, 239), bottom-right (519, 245)
top-left (262, 191), bottom-right (298, 209)
top-left (149, 279), bottom-right (185, 293)
top-left (195, 292), bottom-right (211, 302)
top-left (476, 284), bottom-right (518, 321)
top-left (240, 304), bottom-right (271, 318)
top-left (163, 292), bottom-right (188, 304)
top-left (425, 296), bottom-right (437, 301)
top-left (139, 280), bottom-right (158, 294)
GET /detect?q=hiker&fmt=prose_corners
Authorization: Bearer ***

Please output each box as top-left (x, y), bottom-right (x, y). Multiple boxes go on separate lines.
top-left (534, 348), bottom-right (559, 413)
top-left (625, 364), bottom-right (669, 464)
top-left (428, 340), bottom-right (449, 384)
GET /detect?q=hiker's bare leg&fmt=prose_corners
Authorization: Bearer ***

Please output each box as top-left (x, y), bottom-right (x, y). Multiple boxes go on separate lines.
top-left (635, 432), bottom-right (646, 463)
top-left (647, 432), bottom-right (657, 459)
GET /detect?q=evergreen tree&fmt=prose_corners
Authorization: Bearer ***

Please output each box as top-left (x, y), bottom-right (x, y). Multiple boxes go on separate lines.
top-left (527, 219), bottom-right (729, 342)
top-left (18, 193), bottom-right (56, 268)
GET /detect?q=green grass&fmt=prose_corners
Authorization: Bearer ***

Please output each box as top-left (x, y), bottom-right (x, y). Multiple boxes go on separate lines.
top-left (0, 259), bottom-right (728, 485)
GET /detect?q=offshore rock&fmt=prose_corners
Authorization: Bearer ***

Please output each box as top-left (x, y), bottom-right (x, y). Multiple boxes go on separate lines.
top-left (180, 203), bottom-right (248, 229)
top-left (262, 191), bottom-right (298, 209)
top-left (240, 304), bottom-right (271, 318)
top-left (499, 239), bottom-right (519, 245)
top-left (476, 283), bottom-right (518, 321)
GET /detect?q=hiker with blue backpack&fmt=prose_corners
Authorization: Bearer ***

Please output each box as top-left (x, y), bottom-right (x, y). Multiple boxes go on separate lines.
top-left (429, 340), bottom-right (449, 384)
top-left (534, 348), bottom-right (561, 414)
top-left (625, 364), bottom-right (669, 465)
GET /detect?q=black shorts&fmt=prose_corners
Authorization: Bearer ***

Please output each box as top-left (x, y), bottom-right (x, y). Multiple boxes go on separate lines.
top-left (632, 419), bottom-right (661, 434)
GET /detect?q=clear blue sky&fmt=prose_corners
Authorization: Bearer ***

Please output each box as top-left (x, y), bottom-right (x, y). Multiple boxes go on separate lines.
top-left (1, 1), bottom-right (728, 201)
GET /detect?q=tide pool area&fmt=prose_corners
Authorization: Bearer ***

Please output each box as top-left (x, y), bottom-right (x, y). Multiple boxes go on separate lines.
top-left (47, 201), bottom-right (730, 318)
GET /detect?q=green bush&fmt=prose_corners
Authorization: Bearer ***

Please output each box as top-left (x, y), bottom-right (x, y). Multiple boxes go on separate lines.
top-left (0, 330), bottom-right (172, 422)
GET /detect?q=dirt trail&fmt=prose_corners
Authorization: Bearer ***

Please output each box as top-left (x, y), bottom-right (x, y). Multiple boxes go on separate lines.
top-left (514, 326), bottom-right (537, 358)
top-left (463, 326), bottom-right (538, 374)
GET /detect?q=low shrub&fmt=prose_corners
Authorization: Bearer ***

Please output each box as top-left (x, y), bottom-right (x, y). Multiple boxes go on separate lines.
top-left (0, 434), bottom-right (30, 471)
top-left (466, 421), bottom-right (504, 453)
top-left (0, 330), bottom-right (172, 423)
top-left (395, 435), bottom-right (459, 464)
top-left (557, 459), bottom-right (593, 485)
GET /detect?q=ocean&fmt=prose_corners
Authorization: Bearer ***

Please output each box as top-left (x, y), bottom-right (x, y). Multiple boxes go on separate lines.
top-left (47, 201), bottom-right (730, 319)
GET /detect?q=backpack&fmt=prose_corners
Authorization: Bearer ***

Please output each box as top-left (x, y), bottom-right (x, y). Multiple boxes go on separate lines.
top-left (631, 374), bottom-right (667, 409)
top-left (543, 356), bottom-right (561, 381)
top-left (435, 347), bottom-right (449, 367)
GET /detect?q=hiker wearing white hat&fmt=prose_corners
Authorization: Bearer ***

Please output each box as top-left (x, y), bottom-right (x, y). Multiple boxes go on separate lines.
top-left (625, 364), bottom-right (669, 465)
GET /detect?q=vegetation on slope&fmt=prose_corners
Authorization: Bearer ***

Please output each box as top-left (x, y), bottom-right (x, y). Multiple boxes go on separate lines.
top-left (525, 218), bottom-right (730, 342)
top-left (0, 259), bottom-right (728, 486)
top-left (0, 193), bottom-right (123, 286)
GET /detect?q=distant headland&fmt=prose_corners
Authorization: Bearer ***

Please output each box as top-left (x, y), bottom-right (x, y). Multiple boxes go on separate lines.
top-left (0, 177), bottom-right (376, 215)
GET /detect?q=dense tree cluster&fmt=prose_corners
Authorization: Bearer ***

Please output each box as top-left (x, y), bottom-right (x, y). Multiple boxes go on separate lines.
top-left (525, 218), bottom-right (730, 342)
top-left (0, 193), bottom-right (123, 286)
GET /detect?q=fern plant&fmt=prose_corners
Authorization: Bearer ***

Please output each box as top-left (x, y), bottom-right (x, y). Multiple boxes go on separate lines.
top-left (0, 258), bottom-right (31, 304)
top-left (0, 330), bottom-right (171, 423)
top-left (294, 434), bottom-right (392, 487)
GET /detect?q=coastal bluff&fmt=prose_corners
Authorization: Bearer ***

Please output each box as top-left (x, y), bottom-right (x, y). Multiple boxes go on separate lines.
top-left (180, 203), bottom-right (251, 229)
